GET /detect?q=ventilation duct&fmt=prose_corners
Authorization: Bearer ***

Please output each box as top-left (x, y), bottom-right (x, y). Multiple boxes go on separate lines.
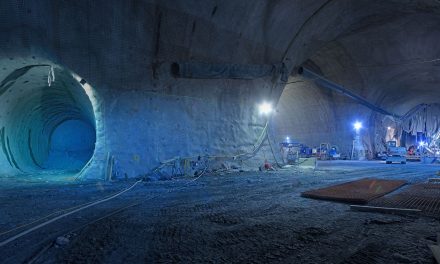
top-left (298, 67), bottom-right (398, 117)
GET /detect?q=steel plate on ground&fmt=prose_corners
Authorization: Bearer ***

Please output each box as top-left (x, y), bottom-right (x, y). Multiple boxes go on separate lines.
top-left (368, 183), bottom-right (440, 217)
top-left (301, 178), bottom-right (407, 204)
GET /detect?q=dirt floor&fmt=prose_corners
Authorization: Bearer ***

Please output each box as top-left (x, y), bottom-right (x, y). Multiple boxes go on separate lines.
top-left (1, 161), bottom-right (440, 263)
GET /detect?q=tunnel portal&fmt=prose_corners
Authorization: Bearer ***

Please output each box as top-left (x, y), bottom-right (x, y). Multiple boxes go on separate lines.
top-left (0, 62), bottom-right (96, 174)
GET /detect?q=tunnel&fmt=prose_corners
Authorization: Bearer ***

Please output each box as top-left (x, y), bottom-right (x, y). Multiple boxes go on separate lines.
top-left (2, 1), bottom-right (440, 263)
top-left (0, 62), bottom-right (96, 174)
top-left (272, 11), bottom-right (440, 160)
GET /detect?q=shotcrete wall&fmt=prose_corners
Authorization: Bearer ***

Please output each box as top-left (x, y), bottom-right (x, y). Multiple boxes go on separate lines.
top-left (1, 0), bottom-right (440, 179)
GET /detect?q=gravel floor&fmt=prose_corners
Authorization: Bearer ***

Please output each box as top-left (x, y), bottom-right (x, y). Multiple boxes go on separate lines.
top-left (1, 161), bottom-right (439, 263)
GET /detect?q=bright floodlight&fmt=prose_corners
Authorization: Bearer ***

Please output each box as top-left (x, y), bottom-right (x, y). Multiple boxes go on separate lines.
top-left (387, 126), bottom-right (391, 130)
top-left (286, 136), bottom-right (290, 142)
top-left (353, 121), bottom-right (362, 131)
top-left (258, 102), bottom-right (273, 115)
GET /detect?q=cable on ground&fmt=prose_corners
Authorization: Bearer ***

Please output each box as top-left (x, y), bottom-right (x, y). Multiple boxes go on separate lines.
top-left (0, 179), bottom-right (142, 248)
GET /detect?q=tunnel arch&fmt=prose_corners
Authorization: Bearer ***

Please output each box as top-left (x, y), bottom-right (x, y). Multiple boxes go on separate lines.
top-left (0, 59), bottom-right (98, 174)
top-left (273, 7), bottom-right (440, 159)
top-left (1, 1), bottom-right (440, 177)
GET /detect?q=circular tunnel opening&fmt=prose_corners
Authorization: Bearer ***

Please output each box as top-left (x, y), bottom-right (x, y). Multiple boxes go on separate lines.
top-left (0, 61), bottom-right (96, 175)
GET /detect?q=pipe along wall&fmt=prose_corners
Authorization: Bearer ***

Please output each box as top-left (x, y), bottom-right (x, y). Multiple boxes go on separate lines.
top-left (0, 64), bottom-right (96, 174)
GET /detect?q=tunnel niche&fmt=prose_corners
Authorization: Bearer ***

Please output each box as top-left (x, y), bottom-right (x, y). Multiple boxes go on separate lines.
top-left (0, 62), bottom-right (96, 174)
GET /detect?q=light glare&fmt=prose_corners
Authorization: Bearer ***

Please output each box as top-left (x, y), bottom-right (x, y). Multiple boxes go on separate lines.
top-left (258, 102), bottom-right (273, 115)
top-left (353, 121), bottom-right (362, 131)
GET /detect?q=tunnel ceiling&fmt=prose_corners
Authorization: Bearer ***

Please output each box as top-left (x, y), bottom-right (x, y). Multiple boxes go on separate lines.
top-left (304, 11), bottom-right (440, 116)
top-left (272, 0), bottom-right (440, 155)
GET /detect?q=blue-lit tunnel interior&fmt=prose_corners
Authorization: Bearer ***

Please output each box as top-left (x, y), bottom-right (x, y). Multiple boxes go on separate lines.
top-left (0, 64), bottom-right (96, 174)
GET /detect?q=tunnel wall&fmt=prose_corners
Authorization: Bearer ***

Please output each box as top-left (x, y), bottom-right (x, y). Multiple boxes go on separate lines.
top-left (1, 0), bottom-right (439, 178)
top-left (271, 40), bottom-right (377, 158)
top-left (272, 80), bottom-right (372, 157)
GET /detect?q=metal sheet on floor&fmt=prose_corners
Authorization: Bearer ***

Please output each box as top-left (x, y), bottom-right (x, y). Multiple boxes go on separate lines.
top-left (368, 183), bottom-right (440, 217)
top-left (301, 178), bottom-right (407, 204)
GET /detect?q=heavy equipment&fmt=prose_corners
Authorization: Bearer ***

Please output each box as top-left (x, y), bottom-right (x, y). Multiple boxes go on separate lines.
top-left (385, 141), bottom-right (407, 164)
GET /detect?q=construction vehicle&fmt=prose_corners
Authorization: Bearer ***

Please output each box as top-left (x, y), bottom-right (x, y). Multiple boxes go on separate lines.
top-left (328, 145), bottom-right (341, 159)
top-left (385, 141), bottom-right (406, 164)
top-left (279, 142), bottom-right (300, 164)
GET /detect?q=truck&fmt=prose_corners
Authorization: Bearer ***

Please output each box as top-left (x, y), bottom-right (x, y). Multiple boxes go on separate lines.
top-left (386, 146), bottom-right (407, 164)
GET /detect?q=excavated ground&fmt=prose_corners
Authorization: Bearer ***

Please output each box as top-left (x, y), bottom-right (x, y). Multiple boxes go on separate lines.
top-left (1, 161), bottom-right (440, 264)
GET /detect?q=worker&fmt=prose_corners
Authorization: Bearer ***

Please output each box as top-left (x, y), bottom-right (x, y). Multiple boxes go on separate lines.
top-left (263, 159), bottom-right (275, 171)
top-left (408, 145), bottom-right (415, 155)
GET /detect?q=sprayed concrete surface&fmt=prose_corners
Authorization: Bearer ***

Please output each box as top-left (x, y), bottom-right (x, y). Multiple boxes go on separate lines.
top-left (1, 161), bottom-right (440, 263)
top-left (2, 1), bottom-right (440, 180)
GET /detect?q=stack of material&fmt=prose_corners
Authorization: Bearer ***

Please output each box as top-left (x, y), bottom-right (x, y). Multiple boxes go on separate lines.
top-left (301, 178), bottom-right (407, 204)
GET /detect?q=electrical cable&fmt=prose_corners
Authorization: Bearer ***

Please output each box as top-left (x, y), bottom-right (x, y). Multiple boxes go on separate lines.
top-left (3, 164), bottom-right (209, 264)
top-left (0, 179), bottom-right (142, 248)
top-left (0, 181), bottom-right (143, 237)
top-left (72, 166), bottom-right (206, 236)
top-left (266, 124), bottom-right (283, 168)
top-left (23, 166), bottom-right (208, 264)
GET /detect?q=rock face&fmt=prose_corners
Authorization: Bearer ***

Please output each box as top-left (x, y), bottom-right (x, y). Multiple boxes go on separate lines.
top-left (0, 0), bottom-right (439, 179)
